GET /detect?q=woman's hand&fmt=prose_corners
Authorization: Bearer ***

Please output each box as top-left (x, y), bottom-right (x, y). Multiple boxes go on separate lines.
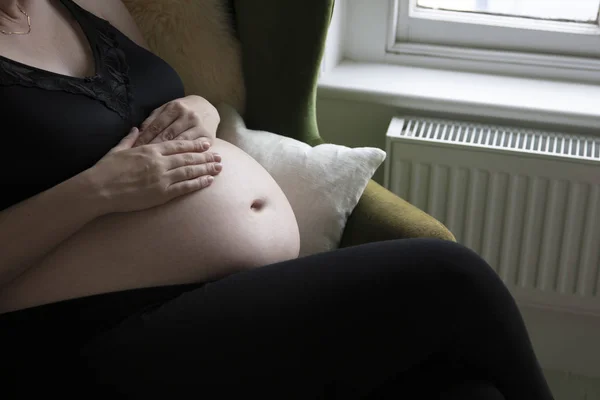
top-left (87, 127), bottom-right (223, 214)
top-left (133, 95), bottom-right (220, 147)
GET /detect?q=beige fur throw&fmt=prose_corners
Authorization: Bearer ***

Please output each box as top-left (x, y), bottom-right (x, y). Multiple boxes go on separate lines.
top-left (122, 0), bottom-right (246, 113)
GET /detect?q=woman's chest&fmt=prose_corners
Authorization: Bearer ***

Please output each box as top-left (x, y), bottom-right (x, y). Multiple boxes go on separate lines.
top-left (0, 32), bottom-right (185, 210)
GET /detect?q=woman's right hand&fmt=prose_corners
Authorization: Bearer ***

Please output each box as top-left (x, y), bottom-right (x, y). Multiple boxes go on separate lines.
top-left (86, 127), bottom-right (223, 214)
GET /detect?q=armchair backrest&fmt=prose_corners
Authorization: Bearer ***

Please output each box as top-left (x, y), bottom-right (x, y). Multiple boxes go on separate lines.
top-left (122, 0), bottom-right (246, 112)
top-left (123, 0), bottom-right (335, 145)
top-left (232, 0), bottom-right (334, 145)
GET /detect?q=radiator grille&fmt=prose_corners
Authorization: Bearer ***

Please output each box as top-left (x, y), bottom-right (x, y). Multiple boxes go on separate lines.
top-left (385, 117), bottom-right (600, 314)
top-left (390, 117), bottom-right (600, 161)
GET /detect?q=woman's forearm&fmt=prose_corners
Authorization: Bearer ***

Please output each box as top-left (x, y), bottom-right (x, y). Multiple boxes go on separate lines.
top-left (0, 170), bottom-right (104, 288)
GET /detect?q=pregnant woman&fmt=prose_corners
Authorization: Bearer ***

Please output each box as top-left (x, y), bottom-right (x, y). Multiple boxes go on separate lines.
top-left (0, 0), bottom-right (554, 398)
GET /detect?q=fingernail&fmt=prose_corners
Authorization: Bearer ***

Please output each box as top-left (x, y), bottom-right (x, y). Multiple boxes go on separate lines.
top-left (214, 163), bottom-right (223, 172)
top-left (213, 153), bottom-right (221, 162)
top-left (207, 176), bottom-right (214, 183)
top-left (130, 127), bottom-right (137, 134)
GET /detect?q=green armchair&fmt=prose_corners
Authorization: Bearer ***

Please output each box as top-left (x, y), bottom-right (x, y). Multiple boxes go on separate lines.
top-left (233, 0), bottom-right (455, 246)
top-left (128, 0), bottom-right (456, 247)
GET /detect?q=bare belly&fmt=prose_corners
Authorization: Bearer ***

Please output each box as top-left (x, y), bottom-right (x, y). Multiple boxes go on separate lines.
top-left (0, 139), bottom-right (300, 313)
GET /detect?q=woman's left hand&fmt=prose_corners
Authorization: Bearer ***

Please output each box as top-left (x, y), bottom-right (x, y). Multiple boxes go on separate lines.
top-left (133, 95), bottom-right (221, 147)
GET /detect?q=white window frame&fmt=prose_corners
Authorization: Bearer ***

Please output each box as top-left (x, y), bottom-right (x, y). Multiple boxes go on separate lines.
top-left (343, 0), bottom-right (600, 83)
top-left (394, 0), bottom-right (600, 55)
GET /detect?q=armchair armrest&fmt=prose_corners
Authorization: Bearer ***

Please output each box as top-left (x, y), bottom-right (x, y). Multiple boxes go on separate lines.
top-left (340, 180), bottom-right (456, 248)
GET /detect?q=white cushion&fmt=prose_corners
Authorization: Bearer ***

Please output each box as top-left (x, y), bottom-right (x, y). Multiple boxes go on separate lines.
top-left (216, 104), bottom-right (386, 257)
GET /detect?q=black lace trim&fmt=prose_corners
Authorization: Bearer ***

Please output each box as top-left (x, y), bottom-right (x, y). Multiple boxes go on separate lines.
top-left (0, 19), bottom-right (133, 121)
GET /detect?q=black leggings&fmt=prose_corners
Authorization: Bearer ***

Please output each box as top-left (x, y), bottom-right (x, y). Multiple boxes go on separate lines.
top-left (2, 239), bottom-right (554, 399)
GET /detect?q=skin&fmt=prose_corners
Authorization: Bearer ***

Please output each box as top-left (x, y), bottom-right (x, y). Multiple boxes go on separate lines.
top-left (0, 0), bottom-right (300, 313)
top-left (0, 0), bottom-right (147, 76)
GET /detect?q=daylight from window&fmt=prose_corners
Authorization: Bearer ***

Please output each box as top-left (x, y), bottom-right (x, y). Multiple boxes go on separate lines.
top-left (417, 0), bottom-right (600, 23)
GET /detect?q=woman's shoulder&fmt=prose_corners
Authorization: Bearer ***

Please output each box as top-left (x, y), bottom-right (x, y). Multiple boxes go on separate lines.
top-left (72, 0), bottom-right (150, 50)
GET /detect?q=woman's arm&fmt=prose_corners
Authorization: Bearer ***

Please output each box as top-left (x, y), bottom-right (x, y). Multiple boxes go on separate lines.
top-left (0, 172), bottom-right (103, 288)
top-left (0, 130), bottom-right (221, 290)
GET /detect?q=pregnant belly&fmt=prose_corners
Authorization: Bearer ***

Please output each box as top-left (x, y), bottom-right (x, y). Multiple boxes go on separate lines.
top-left (0, 139), bottom-right (300, 312)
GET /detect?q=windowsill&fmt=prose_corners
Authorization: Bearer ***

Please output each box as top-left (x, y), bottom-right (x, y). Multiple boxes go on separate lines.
top-left (317, 60), bottom-right (600, 133)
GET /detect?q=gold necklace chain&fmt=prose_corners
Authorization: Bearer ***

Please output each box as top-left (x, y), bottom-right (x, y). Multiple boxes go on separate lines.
top-left (0, 5), bottom-right (31, 35)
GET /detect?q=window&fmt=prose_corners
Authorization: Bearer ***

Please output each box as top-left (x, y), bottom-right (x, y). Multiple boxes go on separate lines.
top-left (417, 0), bottom-right (600, 22)
top-left (384, 0), bottom-right (600, 81)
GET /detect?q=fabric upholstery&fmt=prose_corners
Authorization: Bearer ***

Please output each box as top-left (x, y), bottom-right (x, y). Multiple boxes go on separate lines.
top-left (122, 0), bottom-right (246, 112)
top-left (123, 0), bottom-right (456, 246)
top-left (230, 0), bottom-right (456, 244)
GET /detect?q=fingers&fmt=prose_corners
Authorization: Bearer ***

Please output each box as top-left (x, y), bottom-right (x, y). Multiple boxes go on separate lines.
top-left (147, 117), bottom-right (195, 144)
top-left (134, 104), bottom-right (176, 146)
top-left (108, 127), bottom-right (140, 154)
top-left (166, 162), bottom-right (223, 183)
top-left (135, 98), bottom-right (218, 147)
top-left (156, 139), bottom-right (212, 155)
top-left (145, 115), bottom-right (213, 145)
top-left (166, 151), bottom-right (222, 170)
top-left (166, 175), bottom-right (215, 199)
top-left (165, 159), bottom-right (223, 199)
top-left (139, 105), bottom-right (163, 132)
top-left (159, 125), bottom-right (213, 143)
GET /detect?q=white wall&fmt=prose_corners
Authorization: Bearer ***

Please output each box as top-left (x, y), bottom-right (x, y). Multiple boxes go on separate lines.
top-left (316, 93), bottom-right (600, 380)
top-left (316, 97), bottom-right (396, 184)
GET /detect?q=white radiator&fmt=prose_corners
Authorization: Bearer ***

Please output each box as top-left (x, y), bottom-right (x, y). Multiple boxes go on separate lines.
top-left (384, 116), bottom-right (600, 316)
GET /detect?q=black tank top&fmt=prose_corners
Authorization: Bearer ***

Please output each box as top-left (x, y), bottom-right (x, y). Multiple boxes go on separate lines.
top-left (0, 0), bottom-right (185, 211)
